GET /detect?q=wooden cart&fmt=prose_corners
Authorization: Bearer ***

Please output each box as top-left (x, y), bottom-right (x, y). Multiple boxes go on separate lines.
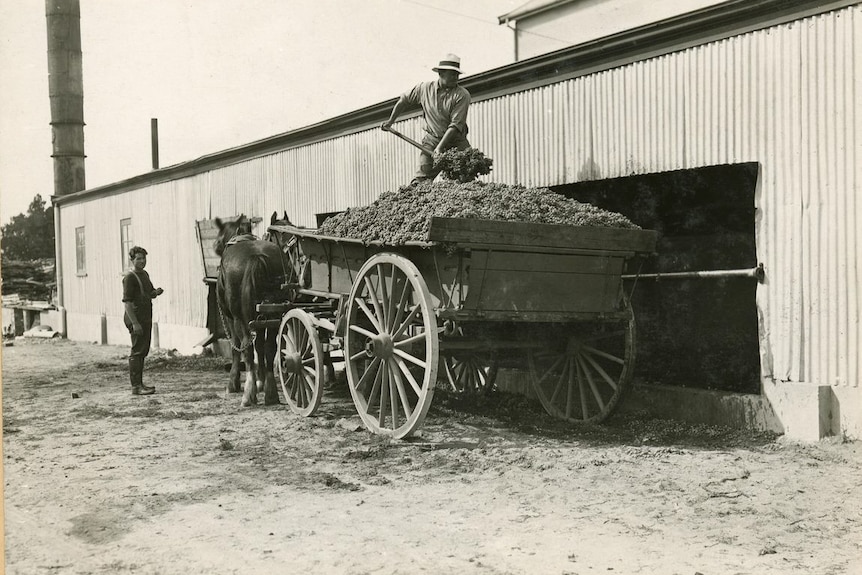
top-left (264, 217), bottom-right (658, 438)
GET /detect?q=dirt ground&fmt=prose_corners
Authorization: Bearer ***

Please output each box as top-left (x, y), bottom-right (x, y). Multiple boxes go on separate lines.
top-left (2, 338), bottom-right (860, 575)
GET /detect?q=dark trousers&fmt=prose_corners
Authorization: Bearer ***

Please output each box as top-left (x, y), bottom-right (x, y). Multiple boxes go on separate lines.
top-left (415, 132), bottom-right (471, 181)
top-left (125, 316), bottom-right (152, 388)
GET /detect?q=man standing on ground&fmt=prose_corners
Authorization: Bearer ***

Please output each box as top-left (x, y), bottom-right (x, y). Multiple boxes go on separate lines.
top-left (381, 53), bottom-right (472, 184)
top-left (123, 246), bottom-right (164, 395)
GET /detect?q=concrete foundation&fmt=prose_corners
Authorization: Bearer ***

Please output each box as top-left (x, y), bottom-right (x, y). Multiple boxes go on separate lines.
top-left (496, 368), bottom-right (858, 442)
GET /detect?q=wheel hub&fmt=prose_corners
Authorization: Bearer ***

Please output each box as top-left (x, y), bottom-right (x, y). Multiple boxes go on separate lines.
top-left (566, 337), bottom-right (583, 355)
top-left (364, 333), bottom-right (394, 359)
top-left (282, 351), bottom-right (303, 373)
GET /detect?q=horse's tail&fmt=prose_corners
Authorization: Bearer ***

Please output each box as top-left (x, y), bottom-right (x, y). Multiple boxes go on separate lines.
top-left (241, 254), bottom-right (270, 332)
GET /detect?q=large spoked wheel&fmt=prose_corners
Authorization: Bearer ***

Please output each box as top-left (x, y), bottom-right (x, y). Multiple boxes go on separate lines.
top-left (344, 253), bottom-right (439, 439)
top-left (441, 352), bottom-right (498, 395)
top-left (528, 295), bottom-right (636, 423)
top-left (277, 308), bottom-right (324, 417)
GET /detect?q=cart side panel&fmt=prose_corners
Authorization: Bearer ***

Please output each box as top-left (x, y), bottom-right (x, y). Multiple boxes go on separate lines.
top-left (400, 248), bottom-right (465, 310)
top-left (429, 217), bottom-right (658, 253)
top-left (465, 249), bottom-right (625, 314)
top-left (300, 239), bottom-right (371, 295)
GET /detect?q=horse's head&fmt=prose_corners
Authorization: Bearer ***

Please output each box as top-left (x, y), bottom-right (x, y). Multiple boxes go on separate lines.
top-left (269, 211), bottom-right (294, 227)
top-left (214, 215), bottom-right (252, 257)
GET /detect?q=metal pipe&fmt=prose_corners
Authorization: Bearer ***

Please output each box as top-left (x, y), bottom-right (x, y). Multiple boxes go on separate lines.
top-left (52, 202), bottom-right (66, 336)
top-left (151, 118), bottom-right (159, 169)
top-left (622, 264), bottom-right (765, 282)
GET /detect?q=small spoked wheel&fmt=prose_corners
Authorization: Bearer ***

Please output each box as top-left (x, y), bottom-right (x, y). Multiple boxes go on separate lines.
top-left (441, 352), bottom-right (498, 395)
top-left (344, 253), bottom-right (439, 439)
top-left (529, 295), bottom-right (636, 423)
top-left (277, 308), bottom-right (324, 417)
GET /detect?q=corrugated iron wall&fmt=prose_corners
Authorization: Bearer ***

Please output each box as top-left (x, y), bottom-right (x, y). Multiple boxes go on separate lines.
top-left (466, 5), bottom-right (858, 390)
top-left (60, 5), bottom-right (859, 390)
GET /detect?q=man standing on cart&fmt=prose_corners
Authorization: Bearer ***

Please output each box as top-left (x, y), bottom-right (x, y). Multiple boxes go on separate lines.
top-left (381, 53), bottom-right (472, 185)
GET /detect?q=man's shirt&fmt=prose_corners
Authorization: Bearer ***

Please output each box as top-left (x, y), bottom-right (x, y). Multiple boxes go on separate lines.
top-left (403, 80), bottom-right (471, 139)
top-left (122, 270), bottom-right (154, 322)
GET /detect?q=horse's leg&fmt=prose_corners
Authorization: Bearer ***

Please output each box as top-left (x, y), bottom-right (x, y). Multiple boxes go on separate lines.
top-left (323, 350), bottom-right (335, 389)
top-left (241, 330), bottom-right (258, 407)
top-left (227, 324), bottom-right (243, 394)
top-left (262, 326), bottom-right (279, 405)
top-left (253, 332), bottom-right (266, 392)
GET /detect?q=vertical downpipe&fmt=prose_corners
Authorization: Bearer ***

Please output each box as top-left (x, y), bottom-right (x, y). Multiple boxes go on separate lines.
top-left (151, 118), bottom-right (159, 170)
top-left (46, 0), bottom-right (86, 338)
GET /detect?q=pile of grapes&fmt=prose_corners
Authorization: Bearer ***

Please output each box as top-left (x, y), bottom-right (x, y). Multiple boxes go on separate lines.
top-left (316, 180), bottom-right (639, 245)
top-left (433, 147), bottom-right (493, 183)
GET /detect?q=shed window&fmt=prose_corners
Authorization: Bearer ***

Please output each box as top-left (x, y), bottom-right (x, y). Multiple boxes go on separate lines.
top-left (120, 218), bottom-right (133, 270)
top-left (75, 226), bottom-right (86, 276)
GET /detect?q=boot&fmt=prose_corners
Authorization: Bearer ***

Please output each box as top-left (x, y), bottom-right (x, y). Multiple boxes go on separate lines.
top-left (130, 357), bottom-right (154, 395)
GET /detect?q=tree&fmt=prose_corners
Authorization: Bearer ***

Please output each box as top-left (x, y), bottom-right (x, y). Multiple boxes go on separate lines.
top-left (1, 194), bottom-right (56, 261)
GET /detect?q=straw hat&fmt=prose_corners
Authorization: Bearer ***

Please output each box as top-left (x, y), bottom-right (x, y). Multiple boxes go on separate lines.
top-left (432, 53), bottom-right (463, 74)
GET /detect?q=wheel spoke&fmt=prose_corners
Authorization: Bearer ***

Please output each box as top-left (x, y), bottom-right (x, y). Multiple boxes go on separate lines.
top-left (565, 357), bottom-right (575, 419)
top-left (393, 347), bottom-right (427, 369)
top-left (456, 360), bottom-right (470, 392)
top-left (582, 351), bottom-right (619, 392)
top-left (349, 348), bottom-right (369, 362)
top-left (537, 354), bottom-right (565, 387)
top-left (548, 355), bottom-right (567, 404)
top-left (582, 344), bottom-right (624, 365)
top-left (392, 304), bottom-right (422, 340)
top-left (444, 357), bottom-right (457, 391)
top-left (388, 362), bottom-right (399, 430)
top-left (355, 298), bottom-right (383, 334)
top-left (577, 356), bottom-right (589, 420)
top-left (388, 277), bottom-right (411, 336)
top-left (579, 355), bottom-right (606, 412)
top-left (395, 356), bottom-right (423, 396)
top-left (389, 362), bottom-right (413, 419)
top-left (379, 365), bottom-right (390, 427)
top-left (394, 332), bottom-right (426, 349)
top-left (355, 357), bottom-right (381, 392)
top-left (349, 323), bottom-right (377, 339)
top-left (385, 268), bottom-right (401, 331)
top-left (296, 373), bottom-right (307, 407)
top-left (377, 264), bottom-right (392, 329)
top-left (285, 322), bottom-right (298, 350)
top-left (583, 329), bottom-right (628, 343)
top-left (364, 275), bottom-right (387, 332)
top-left (366, 365), bottom-right (383, 414)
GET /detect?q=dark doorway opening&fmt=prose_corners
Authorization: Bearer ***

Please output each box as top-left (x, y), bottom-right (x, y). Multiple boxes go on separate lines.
top-left (551, 162), bottom-right (761, 394)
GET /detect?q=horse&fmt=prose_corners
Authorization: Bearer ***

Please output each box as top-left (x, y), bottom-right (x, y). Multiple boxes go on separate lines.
top-left (214, 214), bottom-right (287, 407)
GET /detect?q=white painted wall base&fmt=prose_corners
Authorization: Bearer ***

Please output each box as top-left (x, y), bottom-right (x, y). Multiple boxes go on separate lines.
top-left (830, 387), bottom-right (861, 440)
top-left (65, 312), bottom-right (104, 344)
top-left (761, 379), bottom-right (834, 442)
top-left (65, 313), bottom-right (210, 357)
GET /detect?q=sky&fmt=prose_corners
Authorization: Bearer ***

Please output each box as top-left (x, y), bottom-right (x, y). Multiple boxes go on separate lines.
top-left (0, 0), bottom-right (523, 226)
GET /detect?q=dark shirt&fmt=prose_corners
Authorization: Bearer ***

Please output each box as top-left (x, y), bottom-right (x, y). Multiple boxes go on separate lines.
top-left (122, 270), bottom-right (155, 322)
